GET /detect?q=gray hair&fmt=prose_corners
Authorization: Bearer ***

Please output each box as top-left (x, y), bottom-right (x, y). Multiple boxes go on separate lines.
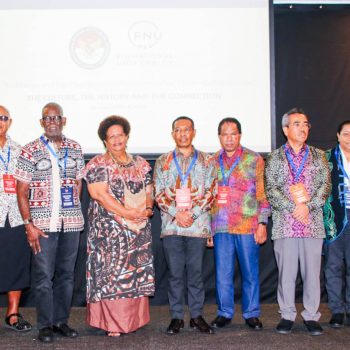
top-left (281, 107), bottom-right (307, 128)
top-left (42, 102), bottom-right (63, 116)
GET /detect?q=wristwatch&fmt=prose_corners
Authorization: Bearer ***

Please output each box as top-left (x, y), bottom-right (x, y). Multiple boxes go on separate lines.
top-left (23, 218), bottom-right (33, 225)
top-left (146, 207), bottom-right (154, 215)
top-left (258, 222), bottom-right (267, 226)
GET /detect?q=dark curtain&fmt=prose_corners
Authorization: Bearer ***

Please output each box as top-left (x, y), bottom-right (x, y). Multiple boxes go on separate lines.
top-left (275, 5), bottom-right (350, 150)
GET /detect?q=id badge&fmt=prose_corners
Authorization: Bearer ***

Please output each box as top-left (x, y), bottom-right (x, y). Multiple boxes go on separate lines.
top-left (176, 188), bottom-right (192, 209)
top-left (61, 186), bottom-right (74, 208)
top-left (289, 183), bottom-right (310, 204)
top-left (217, 186), bottom-right (229, 205)
top-left (345, 184), bottom-right (350, 207)
top-left (3, 174), bottom-right (16, 194)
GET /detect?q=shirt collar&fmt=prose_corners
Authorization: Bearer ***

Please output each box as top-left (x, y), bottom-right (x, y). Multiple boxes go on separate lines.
top-left (41, 134), bottom-right (66, 147)
top-left (285, 142), bottom-right (307, 157)
top-left (221, 145), bottom-right (243, 160)
top-left (174, 146), bottom-right (195, 158)
top-left (0, 135), bottom-right (10, 152)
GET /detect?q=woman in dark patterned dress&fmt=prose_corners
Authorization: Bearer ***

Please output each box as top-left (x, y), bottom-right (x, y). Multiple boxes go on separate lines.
top-left (85, 116), bottom-right (155, 337)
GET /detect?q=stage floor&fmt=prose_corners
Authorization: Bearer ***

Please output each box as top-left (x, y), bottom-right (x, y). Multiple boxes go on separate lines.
top-left (0, 304), bottom-right (349, 349)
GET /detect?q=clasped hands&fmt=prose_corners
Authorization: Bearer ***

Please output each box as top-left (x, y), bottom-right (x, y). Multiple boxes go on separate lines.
top-left (122, 208), bottom-right (153, 224)
top-left (174, 210), bottom-right (194, 228)
top-left (292, 203), bottom-right (309, 225)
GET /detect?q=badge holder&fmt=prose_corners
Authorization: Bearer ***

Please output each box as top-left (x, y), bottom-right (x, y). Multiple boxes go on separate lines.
top-left (61, 186), bottom-right (74, 208)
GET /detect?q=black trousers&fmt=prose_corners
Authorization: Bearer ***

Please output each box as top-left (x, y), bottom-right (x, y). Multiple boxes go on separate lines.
top-left (162, 235), bottom-right (207, 319)
top-left (324, 220), bottom-right (350, 314)
top-left (32, 230), bottom-right (80, 329)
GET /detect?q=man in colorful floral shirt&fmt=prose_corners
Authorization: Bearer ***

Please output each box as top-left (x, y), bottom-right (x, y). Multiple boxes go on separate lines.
top-left (15, 102), bottom-right (85, 343)
top-left (265, 108), bottom-right (330, 336)
top-left (210, 117), bottom-right (270, 331)
top-left (154, 116), bottom-right (215, 335)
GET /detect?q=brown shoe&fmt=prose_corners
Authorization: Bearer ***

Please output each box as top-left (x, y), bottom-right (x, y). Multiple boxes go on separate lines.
top-left (190, 316), bottom-right (214, 334)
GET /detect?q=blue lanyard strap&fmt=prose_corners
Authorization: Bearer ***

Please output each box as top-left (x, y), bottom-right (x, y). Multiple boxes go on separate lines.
top-left (40, 136), bottom-right (68, 178)
top-left (0, 146), bottom-right (10, 173)
top-left (173, 149), bottom-right (198, 186)
top-left (284, 144), bottom-right (309, 182)
top-left (335, 145), bottom-right (349, 180)
top-left (219, 150), bottom-right (240, 186)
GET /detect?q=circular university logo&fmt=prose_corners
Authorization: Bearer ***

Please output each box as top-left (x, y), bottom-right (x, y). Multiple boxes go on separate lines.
top-left (128, 21), bottom-right (162, 49)
top-left (70, 27), bottom-right (110, 69)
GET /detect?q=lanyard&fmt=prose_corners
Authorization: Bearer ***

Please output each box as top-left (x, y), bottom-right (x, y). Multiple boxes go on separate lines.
top-left (40, 136), bottom-right (68, 178)
top-left (173, 149), bottom-right (198, 186)
top-left (284, 144), bottom-right (309, 182)
top-left (0, 146), bottom-right (10, 173)
top-left (219, 150), bottom-right (240, 186)
top-left (335, 145), bottom-right (349, 180)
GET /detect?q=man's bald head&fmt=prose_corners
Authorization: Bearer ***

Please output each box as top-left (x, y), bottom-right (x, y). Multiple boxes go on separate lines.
top-left (42, 102), bottom-right (63, 117)
top-left (0, 105), bottom-right (10, 117)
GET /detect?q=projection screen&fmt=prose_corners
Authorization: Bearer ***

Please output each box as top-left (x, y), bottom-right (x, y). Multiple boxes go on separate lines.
top-left (0, 0), bottom-right (273, 154)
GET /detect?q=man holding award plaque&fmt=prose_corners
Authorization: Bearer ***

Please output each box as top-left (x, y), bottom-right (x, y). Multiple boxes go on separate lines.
top-left (154, 116), bottom-right (216, 335)
top-left (265, 108), bottom-right (331, 336)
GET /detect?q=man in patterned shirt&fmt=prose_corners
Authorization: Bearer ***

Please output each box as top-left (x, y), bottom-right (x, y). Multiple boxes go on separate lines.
top-left (210, 117), bottom-right (270, 331)
top-left (265, 108), bottom-right (330, 336)
top-left (154, 116), bottom-right (215, 335)
top-left (15, 102), bottom-right (85, 343)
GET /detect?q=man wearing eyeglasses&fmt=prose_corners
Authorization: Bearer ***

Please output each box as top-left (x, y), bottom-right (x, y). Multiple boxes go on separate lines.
top-left (154, 116), bottom-right (216, 335)
top-left (265, 108), bottom-right (330, 336)
top-left (15, 102), bottom-right (85, 343)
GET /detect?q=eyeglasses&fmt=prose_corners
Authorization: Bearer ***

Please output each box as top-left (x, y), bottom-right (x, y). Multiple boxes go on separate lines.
top-left (0, 115), bottom-right (10, 122)
top-left (42, 115), bottom-right (62, 123)
top-left (288, 121), bottom-right (311, 129)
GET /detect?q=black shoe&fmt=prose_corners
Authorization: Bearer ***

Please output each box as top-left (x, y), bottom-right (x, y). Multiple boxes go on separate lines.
top-left (276, 318), bottom-right (294, 334)
top-left (38, 327), bottom-right (54, 343)
top-left (190, 316), bottom-right (214, 334)
top-left (346, 313), bottom-right (350, 327)
top-left (4, 313), bottom-right (32, 332)
top-left (166, 319), bottom-right (184, 335)
top-left (303, 320), bottom-right (323, 336)
top-left (329, 313), bottom-right (344, 328)
top-left (245, 317), bottom-right (263, 330)
top-left (211, 316), bottom-right (231, 328)
top-left (53, 323), bottom-right (78, 338)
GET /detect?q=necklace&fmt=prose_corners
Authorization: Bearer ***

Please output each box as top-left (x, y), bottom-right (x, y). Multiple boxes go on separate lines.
top-left (108, 151), bottom-right (131, 167)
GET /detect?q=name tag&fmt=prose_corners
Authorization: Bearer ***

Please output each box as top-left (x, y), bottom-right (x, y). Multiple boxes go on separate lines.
top-left (217, 186), bottom-right (229, 205)
top-left (176, 188), bottom-right (192, 209)
top-left (345, 184), bottom-right (350, 208)
top-left (3, 174), bottom-right (16, 194)
top-left (289, 183), bottom-right (310, 204)
top-left (61, 186), bottom-right (74, 208)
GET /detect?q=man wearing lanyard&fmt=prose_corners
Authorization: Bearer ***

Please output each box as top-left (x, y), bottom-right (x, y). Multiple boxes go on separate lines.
top-left (265, 108), bottom-right (330, 336)
top-left (15, 102), bottom-right (85, 343)
top-left (154, 116), bottom-right (215, 335)
top-left (323, 121), bottom-right (350, 328)
top-left (210, 118), bottom-right (270, 330)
